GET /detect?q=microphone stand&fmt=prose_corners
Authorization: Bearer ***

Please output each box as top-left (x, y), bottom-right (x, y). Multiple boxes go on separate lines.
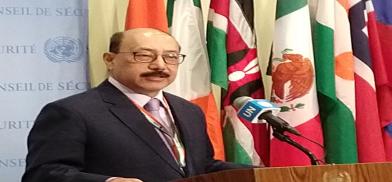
top-left (272, 128), bottom-right (319, 165)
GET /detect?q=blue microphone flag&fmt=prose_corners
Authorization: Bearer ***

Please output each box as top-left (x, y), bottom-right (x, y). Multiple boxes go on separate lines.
top-left (235, 97), bottom-right (280, 123)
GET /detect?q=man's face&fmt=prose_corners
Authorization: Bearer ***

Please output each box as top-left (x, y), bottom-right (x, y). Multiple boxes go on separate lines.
top-left (104, 29), bottom-right (180, 97)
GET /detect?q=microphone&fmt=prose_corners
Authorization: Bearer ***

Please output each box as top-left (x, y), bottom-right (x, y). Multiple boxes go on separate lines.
top-left (233, 96), bottom-right (301, 136)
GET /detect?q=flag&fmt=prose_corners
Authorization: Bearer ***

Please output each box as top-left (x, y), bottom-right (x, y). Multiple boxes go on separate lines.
top-left (349, 0), bottom-right (386, 162)
top-left (270, 0), bottom-right (324, 166)
top-left (125, 0), bottom-right (168, 32)
top-left (311, 0), bottom-right (358, 163)
top-left (372, 0), bottom-right (392, 83)
top-left (88, 0), bottom-right (128, 86)
top-left (207, 0), bottom-right (267, 165)
top-left (88, 0), bottom-right (168, 86)
top-left (165, 0), bottom-right (225, 160)
top-left (367, 0), bottom-right (392, 161)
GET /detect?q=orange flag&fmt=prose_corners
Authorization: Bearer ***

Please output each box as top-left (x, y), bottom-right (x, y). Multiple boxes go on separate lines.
top-left (125, 0), bottom-right (168, 32)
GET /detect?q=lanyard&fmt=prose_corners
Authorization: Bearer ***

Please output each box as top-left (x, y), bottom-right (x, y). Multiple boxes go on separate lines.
top-left (129, 98), bottom-right (186, 167)
top-left (131, 99), bottom-right (174, 136)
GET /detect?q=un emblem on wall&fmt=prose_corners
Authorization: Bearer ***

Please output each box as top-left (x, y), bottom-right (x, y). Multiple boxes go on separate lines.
top-left (44, 36), bottom-right (83, 63)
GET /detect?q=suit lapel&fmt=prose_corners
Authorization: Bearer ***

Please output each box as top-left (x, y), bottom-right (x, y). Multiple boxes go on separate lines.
top-left (97, 81), bottom-right (185, 176)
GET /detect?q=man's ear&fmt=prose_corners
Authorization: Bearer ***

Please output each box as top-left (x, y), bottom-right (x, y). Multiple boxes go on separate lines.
top-left (103, 52), bottom-right (115, 70)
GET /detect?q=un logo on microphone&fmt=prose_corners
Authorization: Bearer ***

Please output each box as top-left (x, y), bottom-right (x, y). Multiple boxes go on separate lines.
top-left (44, 36), bottom-right (83, 63)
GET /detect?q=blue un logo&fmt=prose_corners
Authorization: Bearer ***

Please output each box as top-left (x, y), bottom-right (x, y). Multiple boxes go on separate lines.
top-left (44, 36), bottom-right (83, 63)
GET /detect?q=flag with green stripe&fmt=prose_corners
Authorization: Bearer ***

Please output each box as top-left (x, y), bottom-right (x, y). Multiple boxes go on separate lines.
top-left (311, 0), bottom-right (358, 164)
top-left (270, 0), bottom-right (324, 166)
top-left (207, 0), bottom-right (267, 165)
top-left (166, 0), bottom-right (225, 160)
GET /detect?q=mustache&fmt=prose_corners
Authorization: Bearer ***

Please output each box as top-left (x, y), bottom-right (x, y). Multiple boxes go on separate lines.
top-left (140, 71), bottom-right (170, 77)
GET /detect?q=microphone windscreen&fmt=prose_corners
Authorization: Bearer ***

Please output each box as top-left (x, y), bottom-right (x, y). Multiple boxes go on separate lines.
top-left (232, 96), bottom-right (252, 109)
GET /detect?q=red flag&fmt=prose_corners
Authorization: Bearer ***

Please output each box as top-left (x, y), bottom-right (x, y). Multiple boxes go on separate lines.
top-left (349, 0), bottom-right (386, 162)
top-left (368, 0), bottom-right (392, 161)
top-left (208, 0), bottom-right (267, 165)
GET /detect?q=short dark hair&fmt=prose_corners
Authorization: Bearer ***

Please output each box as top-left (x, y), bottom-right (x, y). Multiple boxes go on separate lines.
top-left (109, 32), bottom-right (124, 53)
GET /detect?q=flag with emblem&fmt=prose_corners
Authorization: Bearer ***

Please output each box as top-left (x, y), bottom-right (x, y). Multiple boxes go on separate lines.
top-left (207, 0), bottom-right (267, 165)
top-left (165, 0), bottom-right (225, 160)
top-left (348, 0), bottom-right (386, 162)
top-left (270, 0), bottom-right (324, 166)
top-left (310, 0), bottom-right (358, 163)
top-left (366, 0), bottom-right (392, 161)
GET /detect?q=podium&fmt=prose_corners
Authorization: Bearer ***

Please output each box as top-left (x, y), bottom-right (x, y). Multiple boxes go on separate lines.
top-left (175, 163), bottom-right (392, 182)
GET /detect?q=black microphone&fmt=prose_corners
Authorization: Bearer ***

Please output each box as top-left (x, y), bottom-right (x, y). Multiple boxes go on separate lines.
top-left (233, 96), bottom-right (301, 136)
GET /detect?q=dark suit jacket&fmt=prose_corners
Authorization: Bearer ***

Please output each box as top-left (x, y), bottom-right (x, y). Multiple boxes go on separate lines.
top-left (22, 80), bottom-right (246, 182)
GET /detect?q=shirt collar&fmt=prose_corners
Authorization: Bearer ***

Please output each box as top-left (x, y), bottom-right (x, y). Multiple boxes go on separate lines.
top-left (108, 76), bottom-right (168, 108)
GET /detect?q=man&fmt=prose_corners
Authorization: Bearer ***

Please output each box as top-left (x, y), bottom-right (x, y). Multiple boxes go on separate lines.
top-left (22, 28), bottom-right (249, 182)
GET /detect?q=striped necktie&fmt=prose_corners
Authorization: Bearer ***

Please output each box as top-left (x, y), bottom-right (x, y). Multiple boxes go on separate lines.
top-left (144, 98), bottom-right (180, 162)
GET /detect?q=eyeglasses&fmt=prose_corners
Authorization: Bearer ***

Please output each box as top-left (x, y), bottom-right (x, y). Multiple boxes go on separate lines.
top-left (116, 51), bottom-right (186, 65)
